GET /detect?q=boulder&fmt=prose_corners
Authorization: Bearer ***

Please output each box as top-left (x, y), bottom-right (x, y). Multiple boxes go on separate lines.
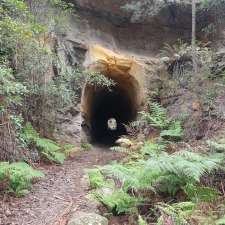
top-left (67, 211), bottom-right (108, 225)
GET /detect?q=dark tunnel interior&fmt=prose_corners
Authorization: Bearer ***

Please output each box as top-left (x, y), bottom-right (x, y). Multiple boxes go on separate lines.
top-left (89, 85), bottom-right (135, 146)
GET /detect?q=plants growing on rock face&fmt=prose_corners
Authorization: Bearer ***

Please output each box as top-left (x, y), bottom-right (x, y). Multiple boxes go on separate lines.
top-left (130, 100), bottom-right (183, 141)
top-left (86, 71), bottom-right (116, 90)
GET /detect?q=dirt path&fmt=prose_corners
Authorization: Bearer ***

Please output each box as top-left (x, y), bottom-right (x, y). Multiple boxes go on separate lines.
top-left (0, 146), bottom-right (122, 225)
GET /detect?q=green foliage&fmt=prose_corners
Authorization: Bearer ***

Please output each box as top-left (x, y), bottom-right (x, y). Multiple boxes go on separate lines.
top-left (96, 189), bottom-right (139, 215)
top-left (184, 183), bottom-right (219, 203)
top-left (101, 150), bottom-right (223, 196)
top-left (160, 120), bottom-right (183, 141)
top-left (157, 202), bottom-right (196, 225)
top-left (141, 142), bottom-right (165, 156)
top-left (138, 215), bottom-right (148, 225)
top-left (131, 101), bottom-right (183, 141)
top-left (0, 66), bottom-right (27, 111)
top-left (81, 143), bottom-right (93, 151)
top-left (207, 140), bottom-right (225, 152)
top-left (160, 39), bottom-right (189, 60)
top-left (88, 169), bottom-right (105, 189)
top-left (20, 123), bottom-right (65, 164)
top-left (0, 161), bottom-right (44, 196)
top-left (139, 102), bottom-right (168, 129)
top-left (86, 71), bottom-right (116, 90)
top-left (216, 216), bottom-right (225, 225)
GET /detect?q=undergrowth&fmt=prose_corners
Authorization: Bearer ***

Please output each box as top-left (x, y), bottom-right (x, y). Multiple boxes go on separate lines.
top-left (0, 162), bottom-right (44, 196)
top-left (130, 101), bottom-right (183, 141)
top-left (20, 123), bottom-right (66, 164)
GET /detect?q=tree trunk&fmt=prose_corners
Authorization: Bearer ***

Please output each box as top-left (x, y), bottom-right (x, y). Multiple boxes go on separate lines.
top-left (0, 111), bottom-right (17, 161)
top-left (192, 0), bottom-right (198, 75)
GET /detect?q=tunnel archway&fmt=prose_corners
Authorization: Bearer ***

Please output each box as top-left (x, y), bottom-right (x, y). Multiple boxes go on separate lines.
top-left (81, 45), bottom-right (145, 145)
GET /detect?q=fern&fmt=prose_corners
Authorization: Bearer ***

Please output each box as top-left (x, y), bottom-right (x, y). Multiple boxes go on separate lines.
top-left (140, 102), bottom-right (168, 129)
top-left (36, 138), bottom-right (65, 164)
top-left (21, 123), bottom-right (66, 164)
top-left (138, 215), bottom-right (148, 225)
top-left (160, 40), bottom-right (189, 59)
top-left (183, 183), bottom-right (219, 202)
top-left (0, 162), bottom-right (44, 196)
top-left (157, 202), bottom-right (195, 225)
top-left (101, 150), bottom-right (223, 196)
top-left (145, 151), bottom-right (223, 182)
top-left (81, 143), bottom-right (92, 151)
top-left (141, 142), bottom-right (165, 156)
top-left (88, 169), bottom-right (106, 189)
top-left (160, 120), bottom-right (183, 141)
top-left (96, 189), bottom-right (139, 215)
top-left (216, 216), bottom-right (225, 225)
top-left (207, 140), bottom-right (225, 152)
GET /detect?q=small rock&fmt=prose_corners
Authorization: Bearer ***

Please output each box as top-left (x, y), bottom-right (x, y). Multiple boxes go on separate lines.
top-left (100, 187), bottom-right (114, 196)
top-left (67, 211), bottom-right (108, 225)
top-left (160, 56), bottom-right (170, 64)
top-left (115, 138), bottom-right (133, 148)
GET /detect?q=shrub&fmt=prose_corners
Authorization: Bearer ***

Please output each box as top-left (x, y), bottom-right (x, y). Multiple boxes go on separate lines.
top-left (141, 142), bottom-right (165, 156)
top-left (20, 123), bottom-right (66, 164)
top-left (0, 161), bottom-right (44, 196)
top-left (101, 150), bottom-right (224, 196)
top-left (88, 169), bottom-right (105, 189)
top-left (160, 120), bottom-right (183, 141)
top-left (96, 189), bottom-right (139, 215)
top-left (81, 143), bottom-right (93, 151)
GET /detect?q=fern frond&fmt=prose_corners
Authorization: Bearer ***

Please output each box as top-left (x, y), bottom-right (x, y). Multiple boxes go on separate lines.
top-left (95, 189), bottom-right (139, 215)
top-left (141, 142), bottom-right (165, 156)
top-left (160, 120), bottom-right (183, 141)
top-left (0, 162), bottom-right (44, 196)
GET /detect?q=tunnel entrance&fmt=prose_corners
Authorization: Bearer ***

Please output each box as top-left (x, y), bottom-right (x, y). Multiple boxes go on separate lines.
top-left (80, 45), bottom-right (144, 146)
top-left (90, 84), bottom-right (135, 145)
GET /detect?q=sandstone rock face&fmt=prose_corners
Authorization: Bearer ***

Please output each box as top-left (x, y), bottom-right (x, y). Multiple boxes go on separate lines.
top-left (67, 212), bottom-right (108, 225)
top-left (64, 0), bottom-right (219, 55)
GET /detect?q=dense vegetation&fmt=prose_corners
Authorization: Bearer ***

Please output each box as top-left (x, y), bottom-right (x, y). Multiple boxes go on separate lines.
top-left (87, 99), bottom-right (225, 224)
top-left (0, 0), bottom-right (114, 195)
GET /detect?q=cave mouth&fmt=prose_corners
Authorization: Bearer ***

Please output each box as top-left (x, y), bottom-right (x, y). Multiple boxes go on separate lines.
top-left (81, 73), bottom-right (140, 146)
top-left (80, 45), bottom-right (144, 146)
top-left (90, 85), bottom-right (135, 145)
